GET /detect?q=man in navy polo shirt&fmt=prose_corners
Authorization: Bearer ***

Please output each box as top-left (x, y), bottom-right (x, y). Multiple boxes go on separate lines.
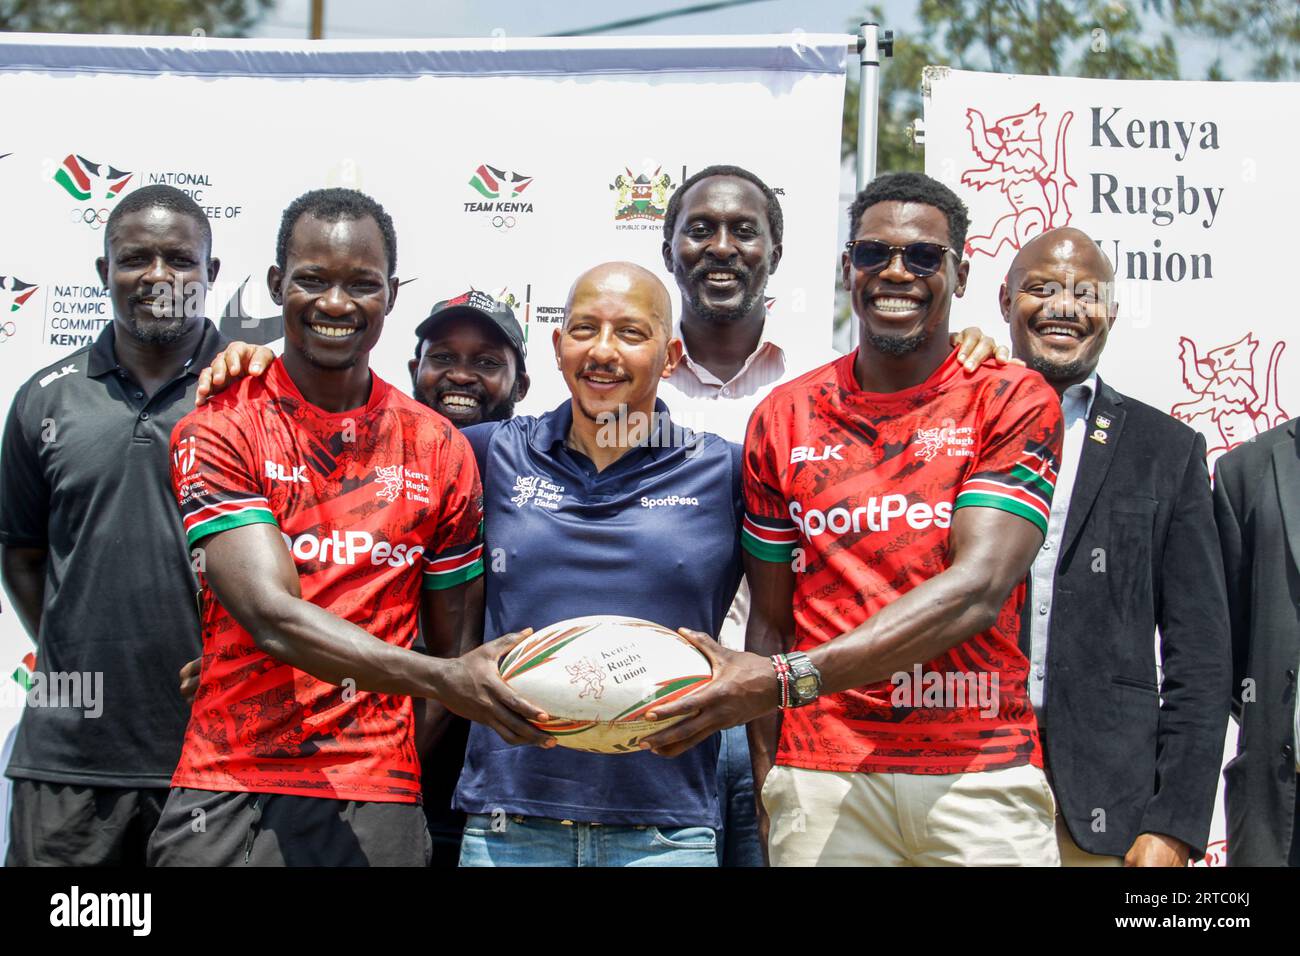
top-left (454, 260), bottom-right (743, 867)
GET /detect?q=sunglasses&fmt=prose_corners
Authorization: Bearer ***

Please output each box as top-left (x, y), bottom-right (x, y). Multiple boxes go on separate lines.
top-left (844, 240), bottom-right (957, 277)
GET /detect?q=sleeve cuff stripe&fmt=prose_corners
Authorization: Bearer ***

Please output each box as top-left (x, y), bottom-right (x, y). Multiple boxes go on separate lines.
top-left (953, 492), bottom-right (1048, 535)
top-left (742, 529), bottom-right (796, 563)
top-left (961, 477), bottom-right (1051, 512)
top-left (184, 509), bottom-right (278, 546)
top-left (182, 497), bottom-right (272, 529)
top-left (742, 514), bottom-right (798, 544)
top-left (1009, 463), bottom-right (1056, 497)
top-left (423, 558), bottom-right (484, 590)
top-left (425, 543), bottom-right (484, 573)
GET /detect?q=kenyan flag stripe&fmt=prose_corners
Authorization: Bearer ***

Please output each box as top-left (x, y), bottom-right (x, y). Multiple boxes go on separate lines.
top-left (11, 652), bottom-right (35, 690)
top-left (535, 719), bottom-right (597, 736)
top-left (498, 625), bottom-right (595, 681)
top-left (13, 287), bottom-right (36, 311)
top-left (54, 154), bottom-right (92, 201)
top-left (184, 506), bottom-right (278, 547)
top-left (106, 170), bottom-right (133, 199)
top-left (615, 674), bottom-right (712, 722)
top-left (468, 163), bottom-right (500, 199)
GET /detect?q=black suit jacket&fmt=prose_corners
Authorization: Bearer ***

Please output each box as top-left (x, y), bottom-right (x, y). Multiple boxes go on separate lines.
top-left (1024, 378), bottom-right (1232, 858)
top-left (1213, 417), bottom-right (1300, 867)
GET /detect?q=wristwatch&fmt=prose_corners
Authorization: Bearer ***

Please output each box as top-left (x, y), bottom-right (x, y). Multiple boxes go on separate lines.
top-left (772, 651), bottom-right (822, 709)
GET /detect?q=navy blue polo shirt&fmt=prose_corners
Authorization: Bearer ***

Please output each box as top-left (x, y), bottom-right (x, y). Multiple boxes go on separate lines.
top-left (453, 399), bottom-right (743, 827)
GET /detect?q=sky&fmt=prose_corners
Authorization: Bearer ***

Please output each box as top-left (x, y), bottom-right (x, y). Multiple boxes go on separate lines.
top-left (250, 0), bottom-right (1240, 78)
top-left (252, 0), bottom-right (910, 41)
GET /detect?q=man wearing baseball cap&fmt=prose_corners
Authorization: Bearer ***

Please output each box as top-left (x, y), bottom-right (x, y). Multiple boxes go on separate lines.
top-left (409, 291), bottom-right (530, 428)
top-left (407, 290), bottom-right (530, 863)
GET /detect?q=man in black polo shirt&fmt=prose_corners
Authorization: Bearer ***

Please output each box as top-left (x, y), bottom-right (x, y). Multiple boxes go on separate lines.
top-left (0, 184), bottom-right (227, 866)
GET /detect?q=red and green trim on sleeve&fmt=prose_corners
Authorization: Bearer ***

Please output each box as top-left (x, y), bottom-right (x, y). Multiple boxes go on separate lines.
top-left (952, 443), bottom-right (1057, 536)
top-left (741, 513), bottom-right (800, 563)
top-left (422, 540), bottom-right (485, 590)
top-left (182, 496), bottom-right (278, 547)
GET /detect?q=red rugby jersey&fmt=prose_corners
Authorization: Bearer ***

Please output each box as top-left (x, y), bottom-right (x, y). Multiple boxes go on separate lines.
top-left (169, 359), bottom-right (484, 802)
top-left (743, 350), bottom-right (1063, 775)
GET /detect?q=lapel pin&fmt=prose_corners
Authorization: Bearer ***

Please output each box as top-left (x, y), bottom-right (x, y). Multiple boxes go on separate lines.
top-left (1095, 414), bottom-right (1112, 429)
top-left (1090, 428), bottom-right (1108, 445)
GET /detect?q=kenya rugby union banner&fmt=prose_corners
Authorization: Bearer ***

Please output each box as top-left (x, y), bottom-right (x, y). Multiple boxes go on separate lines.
top-left (924, 68), bottom-right (1296, 474)
top-left (924, 67), bottom-right (1297, 866)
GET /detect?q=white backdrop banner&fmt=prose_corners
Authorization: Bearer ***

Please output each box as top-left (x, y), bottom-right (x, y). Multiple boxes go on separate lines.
top-left (0, 32), bottom-right (849, 831)
top-left (924, 67), bottom-right (1296, 865)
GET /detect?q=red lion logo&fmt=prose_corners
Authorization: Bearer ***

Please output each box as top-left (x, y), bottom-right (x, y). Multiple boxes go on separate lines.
top-left (960, 104), bottom-right (1076, 258)
top-left (1171, 333), bottom-right (1289, 468)
top-left (566, 657), bottom-right (606, 700)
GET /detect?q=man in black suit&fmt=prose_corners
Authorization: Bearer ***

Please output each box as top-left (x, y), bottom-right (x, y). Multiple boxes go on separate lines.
top-left (1001, 227), bottom-right (1231, 866)
top-left (1214, 417), bottom-right (1300, 866)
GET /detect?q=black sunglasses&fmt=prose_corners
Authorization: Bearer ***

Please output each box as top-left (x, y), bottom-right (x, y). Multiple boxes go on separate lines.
top-left (844, 240), bottom-right (957, 277)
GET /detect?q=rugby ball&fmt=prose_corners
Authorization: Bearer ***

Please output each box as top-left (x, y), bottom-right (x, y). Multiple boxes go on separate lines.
top-left (497, 615), bottom-right (714, 754)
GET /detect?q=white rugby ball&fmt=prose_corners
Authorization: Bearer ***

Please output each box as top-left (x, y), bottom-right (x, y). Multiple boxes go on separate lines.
top-left (497, 614), bottom-right (714, 754)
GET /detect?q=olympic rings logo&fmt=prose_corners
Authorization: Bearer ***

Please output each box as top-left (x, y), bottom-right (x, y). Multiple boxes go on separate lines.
top-left (0, 321), bottom-right (17, 342)
top-left (492, 215), bottom-right (517, 230)
top-left (70, 207), bottom-right (111, 229)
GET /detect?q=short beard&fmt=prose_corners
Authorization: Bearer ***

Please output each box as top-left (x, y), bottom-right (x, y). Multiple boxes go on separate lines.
top-left (1027, 352), bottom-right (1090, 385)
top-left (120, 313), bottom-right (189, 346)
top-left (687, 288), bottom-right (763, 324)
top-left (866, 328), bottom-right (930, 357)
top-left (482, 394), bottom-right (516, 423)
top-left (302, 348), bottom-right (359, 371)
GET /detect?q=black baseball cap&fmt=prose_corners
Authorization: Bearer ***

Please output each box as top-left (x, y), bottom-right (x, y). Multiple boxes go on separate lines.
top-left (413, 290), bottom-right (527, 369)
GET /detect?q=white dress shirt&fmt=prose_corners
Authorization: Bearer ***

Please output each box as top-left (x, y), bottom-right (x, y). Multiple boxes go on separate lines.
top-left (663, 330), bottom-right (787, 444)
top-left (1027, 374), bottom-right (1098, 723)
top-left (660, 319), bottom-right (838, 648)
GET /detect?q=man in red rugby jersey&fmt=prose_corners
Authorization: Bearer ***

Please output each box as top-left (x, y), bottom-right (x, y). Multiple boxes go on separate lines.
top-left (644, 172), bottom-right (1064, 866)
top-left (148, 189), bottom-right (550, 867)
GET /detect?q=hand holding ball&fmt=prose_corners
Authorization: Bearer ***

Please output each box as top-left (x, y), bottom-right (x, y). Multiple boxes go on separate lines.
top-left (497, 615), bottom-right (714, 754)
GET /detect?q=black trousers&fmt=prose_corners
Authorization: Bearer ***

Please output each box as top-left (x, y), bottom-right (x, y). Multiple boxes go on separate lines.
top-left (146, 786), bottom-right (431, 867)
top-left (1292, 775), bottom-right (1300, 868)
top-left (6, 778), bottom-right (168, 867)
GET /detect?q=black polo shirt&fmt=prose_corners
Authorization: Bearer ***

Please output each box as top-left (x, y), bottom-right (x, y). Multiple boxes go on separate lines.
top-left (0, 319), bottom-right (227, 788)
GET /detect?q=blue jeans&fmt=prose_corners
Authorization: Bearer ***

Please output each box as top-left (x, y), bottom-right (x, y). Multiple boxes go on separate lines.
top-left (716, 724), bottom-right (764, 866)
top-left (459, 814), bottom-right (717, 867)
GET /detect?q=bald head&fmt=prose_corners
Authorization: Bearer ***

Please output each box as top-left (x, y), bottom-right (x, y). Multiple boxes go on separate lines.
top-left (554, 260), bottom-right (684, 430)
top-left (1001, 227), bottom-right (1118, 395)
top-left (565, 261), bottom-right (673, 336)
top-left (1009, 227), bottom-right (1114, 294)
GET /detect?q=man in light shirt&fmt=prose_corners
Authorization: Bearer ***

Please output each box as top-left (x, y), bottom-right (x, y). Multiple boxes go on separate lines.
top-left (1003, 227), bottom-right (1230, 866)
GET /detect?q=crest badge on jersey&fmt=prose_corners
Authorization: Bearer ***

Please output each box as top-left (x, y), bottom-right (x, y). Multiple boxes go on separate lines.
top-left (510, 474), bottom-right (564, 510)
top-left (911, 425), bottom-right (976, 462)
top-left (511, 475), bottom-right (540, 508)
top-left (373, 464), bottom-right (404, 504)
top-left (173, 436), bottom-right (197, 473)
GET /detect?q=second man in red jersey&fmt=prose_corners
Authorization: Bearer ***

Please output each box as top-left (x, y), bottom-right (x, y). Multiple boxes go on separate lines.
top-left (643, 172), bottom-right (1065, 866)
